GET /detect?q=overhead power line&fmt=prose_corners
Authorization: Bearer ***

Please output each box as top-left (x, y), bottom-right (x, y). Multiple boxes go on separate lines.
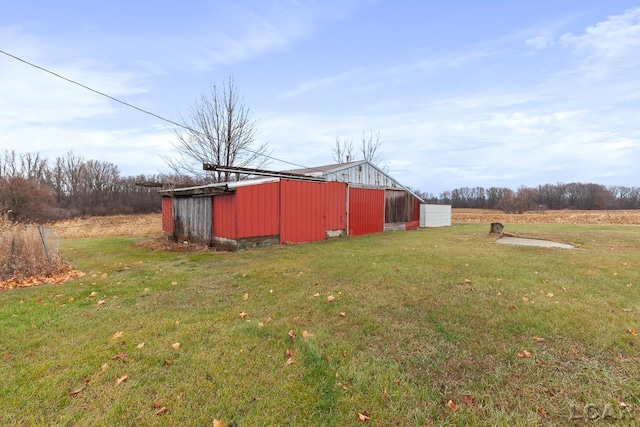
top-left (0, 48), bottom-right (309, 170)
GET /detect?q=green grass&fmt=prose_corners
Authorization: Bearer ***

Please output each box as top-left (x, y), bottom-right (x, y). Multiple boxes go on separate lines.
top-left (1, 223), bottom-right (639, 426)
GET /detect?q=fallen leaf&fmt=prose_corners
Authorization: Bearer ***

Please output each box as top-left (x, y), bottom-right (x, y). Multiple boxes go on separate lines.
top-left (70, 385), bottom-right (86, 396)
top-left (136, 343), bottom-right (145, 349)
top-left (172, 343), bottom-right (181, 350)
top-left (546, 292), bottom-right (554, 298)
top-left (544, 388), bottom-right (555, 396)
top-left (313, 293), bottom-right (320, 297)
top-left (517, 350), bottom-right (531, 358)
top-left (339, 312), bottom-right (346, 317)
top-left (302, 330), bottom-right (312, 338)
top-left (171, 281), bottom-right (177, 286)
top-left (286, 357), bottom-right (294, 365)
top-left (285, 348), bottom-right (294, 358)
top-left (462, 395), bottom-right (476, 407)
top-left (101, 363), bottom-right (109, 371)
top-left (538, 407), bottom-right (548, 417)
top-left (239, 312), bottom-right (247, 319)
top-left (288, 330), bottom-right (297, 340)
top-left (629, 329), bottom-right (638, 337)
top-left (571, 347), bottom-right (579, 356)
top-left (112, 331), bottom-right (123, 339)
top-left (533, 336), bottom-right (545, 342)
top-left (213, 419), bottom-right (226, 427)
top-left (327, 295), bottom-right (336, 302)
top-left (156, 406), bottom-right (169, 415)
top-left (522, 296), bottom-right (529, 302)
top-left (97, 299), bottom-right (106, 305)
top-left (116, 374), bottom-right (128, 385)
top-left (243, 293), bottom-right (249, 300)
top-left (152, 401), bottom-right (160, 408)
top-left (241, 273), bottom-right (247, 278)
top-left (464, 279), bottom-right (471, 284)
top-left (446, 399), bottom-right (458, 412)
top-left (265, 317), bottom-right (272, 323)
top-left (111, 352), bottom-right (127, 360)
top-left (90, 292), bottom-right (98, 297)
top-left (357, 412), bottom-right (370, 422)
top-left (257, 322), bottom-right (264, 328)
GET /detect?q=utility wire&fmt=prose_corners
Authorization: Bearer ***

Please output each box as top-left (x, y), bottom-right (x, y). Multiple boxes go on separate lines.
top-left (0, 48), bottom-right (310, 170)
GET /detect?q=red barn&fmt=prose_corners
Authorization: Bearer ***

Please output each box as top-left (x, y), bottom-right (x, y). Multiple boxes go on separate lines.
top-left (160, 161), bottom-right (423, 249)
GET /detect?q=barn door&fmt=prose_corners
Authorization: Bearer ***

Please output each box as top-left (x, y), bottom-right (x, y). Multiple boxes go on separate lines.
top-left (173, 196), bottom-right (213, 245)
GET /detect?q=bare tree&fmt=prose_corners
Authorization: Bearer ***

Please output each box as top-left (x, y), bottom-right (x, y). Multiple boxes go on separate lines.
top-left (165, 77), bottom-right (270, 182)
top-left (331, 138), bottom-right (354, 163)
top-left (360, 129), bottom-right (384, 165)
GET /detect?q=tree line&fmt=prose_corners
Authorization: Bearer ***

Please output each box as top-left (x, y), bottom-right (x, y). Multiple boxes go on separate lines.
top-left (417, 183), bottom-right (640, 212)
top-left (0, 150), bottom-right (187, 222)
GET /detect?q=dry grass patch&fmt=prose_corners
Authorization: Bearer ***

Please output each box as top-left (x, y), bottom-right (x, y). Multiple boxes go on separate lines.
top-left (0, 216), bottom-right (66, 283)
top-left (49, 213), bottom-right (161, 239)
top-left (453, 208), bottom-right (640, 225)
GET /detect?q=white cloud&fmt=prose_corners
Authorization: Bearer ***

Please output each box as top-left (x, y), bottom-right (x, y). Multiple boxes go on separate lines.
top-left (560, 7), bottom-right (640, 78)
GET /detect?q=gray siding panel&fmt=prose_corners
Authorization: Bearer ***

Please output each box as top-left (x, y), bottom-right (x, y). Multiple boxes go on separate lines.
top-left (173, 197), bottom-right (213, 244)
top-left (323, 163), bottom-right (402, 189)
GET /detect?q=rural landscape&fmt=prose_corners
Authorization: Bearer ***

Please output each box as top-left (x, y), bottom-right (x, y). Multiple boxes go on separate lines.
top-left (2, 2), bottom-right (640, 426)
top-left (1, 209), bottom-right (639, 425)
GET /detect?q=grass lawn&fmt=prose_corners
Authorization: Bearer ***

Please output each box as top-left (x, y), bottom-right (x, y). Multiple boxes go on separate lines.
top-left (1, 223), bottom-right (639, 426)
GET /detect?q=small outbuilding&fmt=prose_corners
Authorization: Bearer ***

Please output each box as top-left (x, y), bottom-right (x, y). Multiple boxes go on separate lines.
top-left (160, 160), bottom-right (424, 249)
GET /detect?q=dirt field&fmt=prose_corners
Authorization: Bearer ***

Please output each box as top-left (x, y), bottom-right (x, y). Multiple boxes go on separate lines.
top-left (48, 213), bottom-right (162, 239)
top-left (452, 208), bottom-right (640, 225)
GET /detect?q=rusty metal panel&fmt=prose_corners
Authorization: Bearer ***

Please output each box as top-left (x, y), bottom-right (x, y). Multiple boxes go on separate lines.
top-left (161, 197), bottom-right (173, 233)
top-left (348, 187), bottom-right (384, 236)
top-left (325, 181), bottom-right (347, 231)
top-left (213, 193), bottom-right (237, 239)
top-left (173, 196), bottom-right (213, 244)
top-left (236, 182), bottom-right (280, 238)
top-left (280, 179), bottom-right (326, 243)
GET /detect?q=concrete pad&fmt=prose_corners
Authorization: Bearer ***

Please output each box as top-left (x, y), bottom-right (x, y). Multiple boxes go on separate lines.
top-left (497, 236), bottom-right (575, 249)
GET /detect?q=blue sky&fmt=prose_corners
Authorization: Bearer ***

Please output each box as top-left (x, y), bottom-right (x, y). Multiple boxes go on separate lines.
top-left (1, 1), bottom-right (639, 194)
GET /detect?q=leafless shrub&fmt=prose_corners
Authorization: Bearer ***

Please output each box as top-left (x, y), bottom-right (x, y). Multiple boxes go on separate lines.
top-left (0, 214), bottom-right (64, 280)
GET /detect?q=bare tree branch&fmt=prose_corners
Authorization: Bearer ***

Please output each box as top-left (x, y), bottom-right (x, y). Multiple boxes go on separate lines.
top-left (331, 138), bottom-right (354, 163)
top-left (164, 77), bottom-right (271, 182)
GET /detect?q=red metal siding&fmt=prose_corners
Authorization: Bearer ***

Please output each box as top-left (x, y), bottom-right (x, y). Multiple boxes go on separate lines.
top-left (161, 197), bottom-right (173, 233)
top-left (405, 220), bottom-right (420, 230)
top-left (280, 179), bottom-right (326, 243)
top-left (348, 187), bottom-right (385, 236)
top-left (213, 194), bottom-right (237, 239)
top-left (325, 181), bottom-right (347, 231)
top-left (413, 198), bottom-right (421, 222)
top-left (236, 182), bottom-right (280, 238)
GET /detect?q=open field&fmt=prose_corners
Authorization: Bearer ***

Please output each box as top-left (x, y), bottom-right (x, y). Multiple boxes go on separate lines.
top-left (1, 222), bottom-right (639, 425)
top-left (48, 214), bottom-right (162, 239)
top-left (453, 208), bottom-right (640, 225)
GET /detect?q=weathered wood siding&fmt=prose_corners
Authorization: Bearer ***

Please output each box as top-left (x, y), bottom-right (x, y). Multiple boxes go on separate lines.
top-left (173, 196), bottom-right (213, 244)
top-left (385, 190), bottom-right (413, 223)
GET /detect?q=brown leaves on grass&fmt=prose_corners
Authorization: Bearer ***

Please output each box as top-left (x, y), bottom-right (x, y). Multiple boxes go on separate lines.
top-left (357, 412), bottom-right (370, 422)
top-left (537, 407), bottom-right (548, 417)
top-left (116, 374), bottom-right (128, 385)
top-left (213, 419), bottom-right (226, 427)
top-left (285, 348), bottom-right (294, 365)
top-left (462, 395), bottom-right (476, 407)
top-left (0, 267), bottom-right (85, 291)
top-left (446, 399), bottom-right (458, 412)
top-left (517, 350), bottom-right (531, 358)
top-left (112, 331), bottom-right (123, 340)
top-left (629, 329), bottom-right (638, 337)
